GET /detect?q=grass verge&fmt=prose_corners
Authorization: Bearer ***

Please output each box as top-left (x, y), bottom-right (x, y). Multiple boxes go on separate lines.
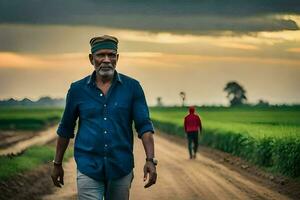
top-left (0, 145), bottom-right (73, 181)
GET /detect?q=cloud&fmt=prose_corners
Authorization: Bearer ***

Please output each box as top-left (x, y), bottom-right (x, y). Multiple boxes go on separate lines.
top-left (0, 0), bottom-right (299, 34)
top-left (0, 23), bottom-right (299, 63)
top-left (0, 52), bottom-right (89, 69)
top-left (215, 43), bottom-right (259, 51)
top-left (286, 48), bottom-right (300, 53)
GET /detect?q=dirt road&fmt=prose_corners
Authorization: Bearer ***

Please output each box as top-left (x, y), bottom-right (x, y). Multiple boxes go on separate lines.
top-left (0, 126), bottom-right (57, 156)
top-left (42, 132), bottom-right (293, 200)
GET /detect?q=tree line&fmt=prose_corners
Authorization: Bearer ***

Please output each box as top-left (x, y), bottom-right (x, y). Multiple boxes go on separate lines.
top-left (156, 81), bottom-right (273, 107)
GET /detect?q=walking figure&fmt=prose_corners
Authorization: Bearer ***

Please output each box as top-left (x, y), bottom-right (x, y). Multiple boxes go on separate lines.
top-left (51, 35), bottom-right (157, 200)
top-left (184, 106), bottom-right (202, 159)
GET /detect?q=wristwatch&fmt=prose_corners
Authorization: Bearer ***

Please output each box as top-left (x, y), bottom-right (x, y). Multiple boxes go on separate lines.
top-left (146, 158), bottom-right (158, 166)
top-left (52, 160), bottom-right (62, 166)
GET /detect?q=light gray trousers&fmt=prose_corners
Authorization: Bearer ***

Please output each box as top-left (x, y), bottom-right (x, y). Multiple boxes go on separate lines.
top-left (77, 170), bottom-right (134, 200)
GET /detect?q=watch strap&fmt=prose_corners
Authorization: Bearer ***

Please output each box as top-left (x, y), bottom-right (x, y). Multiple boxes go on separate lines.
top-left (52, 160), bottom-right (62, 166)
top-left (146, 158), bottom-right (158, 166)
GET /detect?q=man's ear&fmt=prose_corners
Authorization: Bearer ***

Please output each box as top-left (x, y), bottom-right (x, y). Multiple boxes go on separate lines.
top-left (89, 54), bottom-right (94, 65)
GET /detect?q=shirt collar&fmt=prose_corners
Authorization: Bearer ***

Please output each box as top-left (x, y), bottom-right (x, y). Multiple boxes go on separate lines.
top-left (87, 70), bottom-right (123, 85)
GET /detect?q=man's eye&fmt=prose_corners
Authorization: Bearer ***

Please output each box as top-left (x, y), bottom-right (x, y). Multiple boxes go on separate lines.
top-left (108, 54), bottom-right (116, 57)
top-left (95, 53), bottom-right (116, 59)
top-left (96, 54), bottom-right (105, 57)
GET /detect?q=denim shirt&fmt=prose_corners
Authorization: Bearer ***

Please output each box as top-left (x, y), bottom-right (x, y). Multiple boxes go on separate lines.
top-left (57, 70), bottom-right (154, 181)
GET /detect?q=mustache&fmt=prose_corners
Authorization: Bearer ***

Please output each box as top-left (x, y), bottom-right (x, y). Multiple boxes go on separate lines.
top-left (100, 63), bottom-right (114, 68)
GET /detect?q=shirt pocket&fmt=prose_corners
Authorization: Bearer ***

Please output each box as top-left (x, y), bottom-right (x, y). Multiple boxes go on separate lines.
top-left (113, 102), bottom-right (131, 122)
top-left (79, 104), bottom-right (102, 119)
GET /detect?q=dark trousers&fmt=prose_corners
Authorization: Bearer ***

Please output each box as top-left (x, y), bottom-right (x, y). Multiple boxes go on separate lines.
top-left (186, 131), bottom-right (199, 158)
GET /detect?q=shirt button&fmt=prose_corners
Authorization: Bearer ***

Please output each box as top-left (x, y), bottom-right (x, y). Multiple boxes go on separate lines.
top-left (100, 93), bottom-right (103, 96)
top-left (104, 104), bottom-right (107, 107)
top-left (105, 144), bottom-right (108, 147)
top-left (104, 117), bottom-right (107, 120)
top-left (104, 131), bottom-right (107, 134)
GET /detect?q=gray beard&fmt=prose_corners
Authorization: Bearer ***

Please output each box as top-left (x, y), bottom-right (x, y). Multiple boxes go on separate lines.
top-left (97, 68), bottom-right (114, 78)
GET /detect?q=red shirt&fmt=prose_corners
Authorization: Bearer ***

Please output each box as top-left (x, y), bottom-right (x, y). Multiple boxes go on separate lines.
top-left (184, 107), bottom-right (202, 133)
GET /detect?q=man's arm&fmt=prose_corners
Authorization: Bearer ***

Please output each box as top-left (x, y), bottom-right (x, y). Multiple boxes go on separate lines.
top-left (54, 136), bottom-right (70, 163)
top-left (51, 136), bottom-right (70, 188)
top-left (51, 83), bottom-right (78, 188)
top-left (132, 81), bottom-right (157, 188)
top-left (141, 132), bottom-right (155, 159)
top-left (198, 116), bottom-right (202, 133)
top-left (184, 117), bottom-right (187, 133)
top-left (141, 132), bottom-right (157, 188)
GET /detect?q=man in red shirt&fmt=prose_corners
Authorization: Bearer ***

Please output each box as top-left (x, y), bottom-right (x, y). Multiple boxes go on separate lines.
top-left (184, 106), bottom-right (202, 159)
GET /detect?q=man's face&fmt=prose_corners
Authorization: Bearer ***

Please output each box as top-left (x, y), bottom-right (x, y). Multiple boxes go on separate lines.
top-left (89, 49), bottom-right (119, 78)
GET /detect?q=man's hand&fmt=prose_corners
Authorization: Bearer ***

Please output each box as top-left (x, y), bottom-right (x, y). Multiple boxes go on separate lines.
top-left (143, 161), bottom-right (157, 188)
top-left (51, 165), bottom-right (64, 188)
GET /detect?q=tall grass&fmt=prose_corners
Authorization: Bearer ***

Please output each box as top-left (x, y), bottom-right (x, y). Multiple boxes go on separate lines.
top-left (0, 107), bottom-right (63, 130)
top-left (0, 145), bottom-right (73, 181)
top-left (150, 107), bottom-right (300, 177)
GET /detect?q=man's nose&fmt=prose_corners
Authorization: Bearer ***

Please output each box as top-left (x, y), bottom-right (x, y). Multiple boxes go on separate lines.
top-left (103, 55), bottom-right (111, 63)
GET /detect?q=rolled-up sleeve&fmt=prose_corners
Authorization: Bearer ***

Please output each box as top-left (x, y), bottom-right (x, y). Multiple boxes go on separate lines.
top-left (57, 83), bottom-right (78, 139)
top-left (132, 81), bottom-right (154, 138)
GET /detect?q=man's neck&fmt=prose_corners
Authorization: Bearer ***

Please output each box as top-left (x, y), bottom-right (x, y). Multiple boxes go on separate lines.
top-left (96, 74), bottom-right (113, 85)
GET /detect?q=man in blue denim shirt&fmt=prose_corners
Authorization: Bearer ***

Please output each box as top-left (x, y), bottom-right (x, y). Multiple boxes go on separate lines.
top-left (51, 35), bottom-right (157, 200)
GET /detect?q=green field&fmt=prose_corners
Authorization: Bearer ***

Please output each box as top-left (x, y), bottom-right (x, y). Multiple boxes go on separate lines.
top-left (0, 145), bottom-right (73, 181)
top-left (0, 107), bottom-right (70, 181)
top-left (1, 106), bottom-right (299, 178)
top-left (150, 106), bottom-right (300, 177)
top-left (0, 107), bottom-right (63, 130)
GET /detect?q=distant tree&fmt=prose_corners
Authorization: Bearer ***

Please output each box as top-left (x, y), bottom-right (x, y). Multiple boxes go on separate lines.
top-left (179, 91), bottom-right (186, 107)
top-left (156, 97), bottom-right (163, 107)
top-left (20, 98), bottom-right (33, 106)
top-left (0, 96), bottom-right (65, 107)
top-left (224, 81), bottom-right (247, 106)
top-left (256, 99), bottom-right (269, 107)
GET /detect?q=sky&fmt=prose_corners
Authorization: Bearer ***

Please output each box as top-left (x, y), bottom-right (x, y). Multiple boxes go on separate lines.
top-left (0, 0), bottom-right (300, 106)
